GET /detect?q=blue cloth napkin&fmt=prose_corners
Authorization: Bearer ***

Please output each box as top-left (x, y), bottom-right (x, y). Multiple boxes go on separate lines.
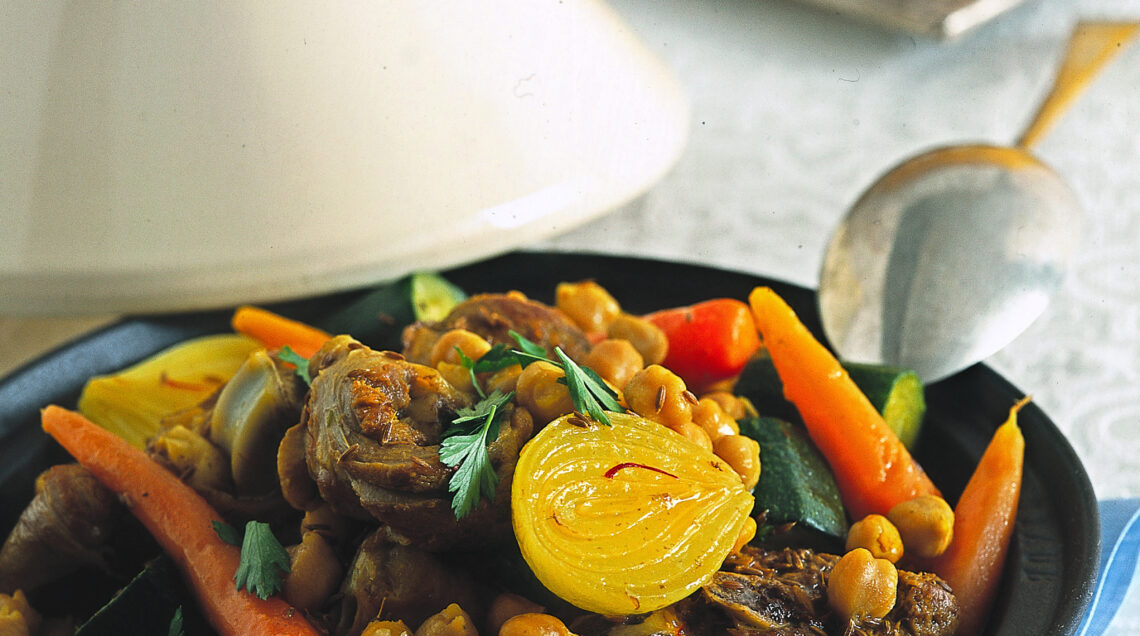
top-left (1076, 498), bottom-right (1140, 635)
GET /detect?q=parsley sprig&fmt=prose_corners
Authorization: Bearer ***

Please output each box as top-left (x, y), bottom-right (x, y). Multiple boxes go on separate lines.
top-left (439, 389), bottom-right (513, 518)
top-left (277, 345), bottom-right (312, 384)
top-left (440, 331), bottom-right (626, 519)
top-left (212, 520), bottom-right (291, 600)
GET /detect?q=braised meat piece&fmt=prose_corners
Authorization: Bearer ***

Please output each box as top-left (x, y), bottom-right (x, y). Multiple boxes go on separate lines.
top-left (402, 292), bottom-right (592, 365)
top-left (0, 463), bottom-right (122, 594)
top-left (333, 528), bottom-right (482, 636)
top-left (676, 546), bottom-right (958, 636)
top-left (293, 335), bottom-right (530, 550)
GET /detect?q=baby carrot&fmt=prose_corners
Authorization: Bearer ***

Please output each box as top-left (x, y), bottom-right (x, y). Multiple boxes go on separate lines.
top-left (929, 397), bottom-right (1027, 636)
top-left (231, 305), bottom-right (331, 359)
top-left (747, 286), bottom-right (940, 520)
top-left (40, 406), bottom-right (320, 636)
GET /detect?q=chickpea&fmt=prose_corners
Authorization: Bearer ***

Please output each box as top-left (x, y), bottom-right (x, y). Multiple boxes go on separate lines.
top-left (713, 434), bottom-right (761, 491)
top-left (701, 391), bottom-right (754, 420)
top-left (607, 313), bottom-right (668, 366)
top-left (887, 495), bottom-right (955, 559)
top-left (430, 329), bottom-right (492, 367)
top-left (846, 514), bottom-right (904, 563)
top-left (584, 339), bottom-right (644, 390)
top-left (732, 515), bottom-right (758, 553)
top-left (556, 280), bottom-right (621, 333)
top-left (485, 364), bottom-right (523, 396)
top-left (415, 603), bottom-right (478, 636)
top-left (692, 397), bottom-right (739, 443)
top-left (676, 420), bottom-right (713, 451)
top-left (623, 365), bottom-right (694, 429)
top-left (516, 361), bottom-right (575, 425)
top-left (827, 548), bottom-right (898, 621)
top-left (282, 532), bottom-right (343, 613)
top-left (486, 593), bottom-right (545, 636)
top-left (362, 621), bottom-right (413, 636)
top-left (498, 613), bottom-right (575, 636)
top-left (436, 361), bottom-right (475, 393)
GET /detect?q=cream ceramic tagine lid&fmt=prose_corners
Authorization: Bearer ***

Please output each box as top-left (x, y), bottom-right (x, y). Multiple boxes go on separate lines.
top-left (1, 0), bottom-right (688, 315)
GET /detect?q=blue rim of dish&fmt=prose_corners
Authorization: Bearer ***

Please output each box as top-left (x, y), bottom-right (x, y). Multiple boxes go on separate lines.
top-left (0, 250), bottom-right (1098, 635)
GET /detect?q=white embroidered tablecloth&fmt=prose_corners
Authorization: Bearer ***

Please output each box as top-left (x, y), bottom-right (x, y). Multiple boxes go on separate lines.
top-left (538, 0), bottom-right (1140, 629)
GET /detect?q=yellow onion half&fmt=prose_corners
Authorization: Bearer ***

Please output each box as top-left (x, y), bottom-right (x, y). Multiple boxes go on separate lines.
top-left (511, 411), bottom-right (754, 616)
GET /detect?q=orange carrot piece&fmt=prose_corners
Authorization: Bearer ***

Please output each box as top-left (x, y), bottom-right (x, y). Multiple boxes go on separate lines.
top-left (40, 406), bottom-right (320, 636)
top-left (644, 298), bottom-right (761, 391)
top-left (929, 397), bottom-right (1027, 636)
top-left (747, 286), bottom-right (939, 520)
top-left (231, 305), bottom-right (331, 359)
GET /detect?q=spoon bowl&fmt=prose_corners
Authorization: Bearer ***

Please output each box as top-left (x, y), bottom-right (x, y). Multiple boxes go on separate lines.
top-left (817, 22), bottom-right (1137, 383)
top-left (818, 145), bottom-right (1081, 382)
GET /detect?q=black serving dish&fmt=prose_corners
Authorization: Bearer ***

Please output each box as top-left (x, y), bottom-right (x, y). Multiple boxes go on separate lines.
top-left (0, 251), bottom-right (1098, 634)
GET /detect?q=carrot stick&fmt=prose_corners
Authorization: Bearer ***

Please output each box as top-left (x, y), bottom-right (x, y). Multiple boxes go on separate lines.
top-left (644, 298), bottom-right (761, 391)
top-left (747, 286), bottom-right (940, 520)
top-left (231, 306), bottom-right (331, 359)
top-left (928, 397), bottom-right (1027, 636)
top-left (40, 406), bottom-right (320, 636)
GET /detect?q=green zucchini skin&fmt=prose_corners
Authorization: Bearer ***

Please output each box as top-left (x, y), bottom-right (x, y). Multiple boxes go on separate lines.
top-left (735, 352), bottom-right (927, 450)
top-left (738, 417), bottom-right (848, 552)
top-left (318, 272), bottom-right (467, 352)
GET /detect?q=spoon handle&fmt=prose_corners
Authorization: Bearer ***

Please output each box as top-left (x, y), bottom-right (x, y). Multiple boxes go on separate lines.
top-left (1016, 21), bottom-right (1140, 149)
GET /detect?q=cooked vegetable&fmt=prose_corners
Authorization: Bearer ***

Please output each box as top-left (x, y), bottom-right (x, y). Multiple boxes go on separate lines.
top-left (606, 313), bottom-right (669, 366)
top-left (486, 332), bottom-right (624, 427)
top-left (39, 406), bottom-right (320, 636)
top-left (737, 352), bottom-right (927, 450)
top-left (826, 548), bottom-right (898, 621)
top-left (499, 612), bottom-right (575, 636)
top-left (845, 514), bottom-right (903, 563)
top-left (712, 433), bottom-right (761, 490)
top-left (888, 494), bottom-right (955, 559)
top-left (0, 463), bottom-right (122, 595)
top-left (644, 298), bottom-right (761, 391)
top-left (622, 364), bottom-right (695, 430)
top-left (739, 417), bottom-right (847, 547)
top-left (206, 349), bottom-right (305, 495)
top-left (0, 590), bottom-right (41, 635)
top-left (927, 397), bottom-right (1027, 636)
top-left (231, 305), bottom-right (331, 359)
top-left (318, 273), bottom-right (468, 354)
top-left (78, 334), bottom-right (260, 449)
top-left (747, 287), bottom-right (940, 520)
top-left (512, 412), bottom-right (754, 616)
top-left (555, 280), bottom-right (622, 334)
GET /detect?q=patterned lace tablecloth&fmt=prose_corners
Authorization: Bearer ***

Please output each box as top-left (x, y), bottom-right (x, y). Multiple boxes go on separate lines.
top-left (539, 0), bottom-right (1140, 630)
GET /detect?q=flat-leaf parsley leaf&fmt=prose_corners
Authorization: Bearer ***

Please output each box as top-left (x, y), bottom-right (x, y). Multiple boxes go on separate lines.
top-left (233, 520), bottom-right (291, 600)
top-left (440, 389), bottom-right (514, 519)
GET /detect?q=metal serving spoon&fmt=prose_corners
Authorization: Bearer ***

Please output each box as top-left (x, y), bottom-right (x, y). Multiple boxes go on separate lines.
top-left (817, 21), bottom-right (1139, 383)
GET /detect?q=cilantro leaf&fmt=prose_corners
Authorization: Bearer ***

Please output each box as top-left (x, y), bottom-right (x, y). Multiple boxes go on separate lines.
top-left (440, 390), bottom-right (513, 518)
top-left (509, 330), bottom-right (549, 361)
top-left (278, 346), bottom-right (312, 384)
top-left (233, 521), bottom-right (291, 600)
top-left (211, 520), bottom-right (242, 546)
top-left (554, 347), bottom-right (623, 426)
